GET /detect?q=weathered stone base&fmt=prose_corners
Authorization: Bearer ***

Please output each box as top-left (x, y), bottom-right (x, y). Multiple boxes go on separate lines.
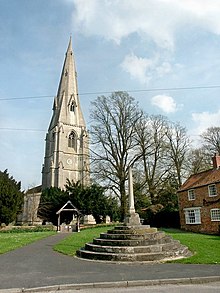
top-left (77, 225), bottom-right (192, 262)
top-left (124, 212), bottom-right (141, 226)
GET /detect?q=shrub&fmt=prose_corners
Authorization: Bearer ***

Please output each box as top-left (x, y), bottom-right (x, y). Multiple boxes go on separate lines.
top-left (0, 225), bottom-right (55, 233)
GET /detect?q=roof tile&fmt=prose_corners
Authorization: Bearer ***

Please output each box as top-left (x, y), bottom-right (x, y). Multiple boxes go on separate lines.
top-left (178, 169), bottom-right (220, 192)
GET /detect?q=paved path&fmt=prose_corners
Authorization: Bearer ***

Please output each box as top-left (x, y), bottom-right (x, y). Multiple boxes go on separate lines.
top-left (0, 234), bottom-right (219, 291)
top-left (45, 282), bottom-right (220, 293)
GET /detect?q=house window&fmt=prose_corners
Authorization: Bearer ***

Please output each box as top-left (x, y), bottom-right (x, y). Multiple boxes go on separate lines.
top-left (70, 101), bottom-right (75, 112)
top-left (184, 208), bottom-right (201, 224)
top-left (208, 184), bottom-right (217, 197)
top-left (188, 189), bottom-right (195, 200)
top-left (68, 131), bottom-right (77, 150)
top-left (210, 209), bottom-right (220, 221)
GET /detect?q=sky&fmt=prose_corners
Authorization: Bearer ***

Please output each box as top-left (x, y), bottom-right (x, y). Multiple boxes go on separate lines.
top-left (1, 0), bottom-right (220, 190)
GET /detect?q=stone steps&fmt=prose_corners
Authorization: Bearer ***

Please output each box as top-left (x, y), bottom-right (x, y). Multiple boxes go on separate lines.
top-left (77, 225), bottom-right (192, 262)
top-left (77, 246), bottom-right (189, 262)
top-left (77, 249), bottom-right (166, 261)
top-left (85, 240), bottom-right (182, 254)
top-left (93, 235), bottom-right (173, 246)
top-left (100, 231), bottom-right (167, 240)
top-left (107, 226), bottom-right (157, 234)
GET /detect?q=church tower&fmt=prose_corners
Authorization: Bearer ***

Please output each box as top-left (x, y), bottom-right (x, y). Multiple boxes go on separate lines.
top-left (42, 37), bottom-right (90, 190)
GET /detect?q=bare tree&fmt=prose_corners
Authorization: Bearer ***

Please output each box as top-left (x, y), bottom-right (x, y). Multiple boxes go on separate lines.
top-left (135, 114), bottom-right (170, 203)
top-left (186, 147), bottom-right (212, 175)
top-left (200, 126), bottom-right (220, 155)
top-left (90, 92), bottom-right (143, 220)
top-left (165, 123), bottom-right (190, 187)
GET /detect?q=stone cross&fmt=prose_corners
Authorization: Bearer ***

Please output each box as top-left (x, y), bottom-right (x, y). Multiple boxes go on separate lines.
top-left (124, 166), bottom-right (141, 226)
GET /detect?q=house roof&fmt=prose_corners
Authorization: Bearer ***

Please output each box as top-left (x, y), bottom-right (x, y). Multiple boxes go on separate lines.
top-left (178, 168), bottom-right (220, 192)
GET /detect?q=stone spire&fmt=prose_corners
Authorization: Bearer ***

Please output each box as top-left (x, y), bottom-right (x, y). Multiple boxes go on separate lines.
top-left (42, 38), bottom-right (90, 189)
top-left (49, 36), bottom-right (85, 130)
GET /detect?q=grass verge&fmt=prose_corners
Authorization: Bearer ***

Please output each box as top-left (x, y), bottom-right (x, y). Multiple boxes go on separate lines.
top-left (162, 228), bottom-right (220, 264)
top-left (0, 231), bottom-right (55, 254)
top-left (54, 225), bottom-right (115, 256)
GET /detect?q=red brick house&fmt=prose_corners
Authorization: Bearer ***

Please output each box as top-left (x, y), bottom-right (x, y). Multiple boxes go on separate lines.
top-left (178, 155), bottom-right (220, 234)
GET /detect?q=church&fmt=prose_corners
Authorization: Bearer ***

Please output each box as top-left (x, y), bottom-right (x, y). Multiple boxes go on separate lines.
top-left (19, 38), bottom-right (90, 224)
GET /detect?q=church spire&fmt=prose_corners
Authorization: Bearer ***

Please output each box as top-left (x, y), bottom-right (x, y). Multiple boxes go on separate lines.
top-left (42, 38), bottom-right (90, 190)
top-left (49, 37), bottom-right (85, 130)
top-left (67, 35), bottom-right (73, 54)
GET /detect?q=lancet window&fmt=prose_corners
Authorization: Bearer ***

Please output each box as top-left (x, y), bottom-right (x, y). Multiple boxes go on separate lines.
top-left (70, 101), bottom-right (75, 112)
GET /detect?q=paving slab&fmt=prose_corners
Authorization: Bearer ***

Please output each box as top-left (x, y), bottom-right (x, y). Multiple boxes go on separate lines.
top-left (0, 233), bottom-right (219, 291)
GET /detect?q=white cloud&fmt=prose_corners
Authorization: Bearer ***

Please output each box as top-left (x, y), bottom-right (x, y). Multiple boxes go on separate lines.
top-left (191, 110), bottom-right (220, 134)
top-left (121, 53), bottom-right (172, 84)
top-left (71, 0), bottom-right (220, 49)
top-left (71, 0), bottom-right (176, 48)
top-left (156, 62), bottom-right (172, 77)
top-left (68, 0), bottom-right (220, 85)
top-left (151, 95), bottom-right (180, 113)
top-left (70, 0), bottom-right (220, 84)
top-left (121, 53), bottom-right (154, 84)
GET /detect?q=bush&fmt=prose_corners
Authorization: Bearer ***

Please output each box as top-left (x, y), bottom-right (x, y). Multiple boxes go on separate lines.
top-left (143, 209), bottom-right (180, 228)
top-left (0, 170), bottom-right (24, 225)
top-left (153, 210), bottom-right (180, 228)
top-left (0, 225), bottom-right (55, 233)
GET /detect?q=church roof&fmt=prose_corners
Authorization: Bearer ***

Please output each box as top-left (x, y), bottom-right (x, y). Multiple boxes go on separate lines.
top-left (26, 185), bottom-right (42, 194)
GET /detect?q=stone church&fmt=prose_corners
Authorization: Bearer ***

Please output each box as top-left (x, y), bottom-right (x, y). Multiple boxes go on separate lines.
top-left (18, 38), bottom-right (90, 224)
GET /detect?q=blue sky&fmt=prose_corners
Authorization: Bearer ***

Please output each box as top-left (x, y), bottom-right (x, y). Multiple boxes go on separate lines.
top-left (1, 0), bottom-right (220, 189)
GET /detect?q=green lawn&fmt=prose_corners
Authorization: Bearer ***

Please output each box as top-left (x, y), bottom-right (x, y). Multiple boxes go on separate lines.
top-left (54, 226), bottom-right (220, 264)
top-left (162, 228), bottom-right (220, 264)
top-left (54, 225), bottom-right (115, 256)
top-left (0, 231), bottom-right (55, 254)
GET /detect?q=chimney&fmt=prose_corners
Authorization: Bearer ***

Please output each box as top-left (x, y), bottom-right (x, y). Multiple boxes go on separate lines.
top-left (212, 154), bottom-right (220, 169)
